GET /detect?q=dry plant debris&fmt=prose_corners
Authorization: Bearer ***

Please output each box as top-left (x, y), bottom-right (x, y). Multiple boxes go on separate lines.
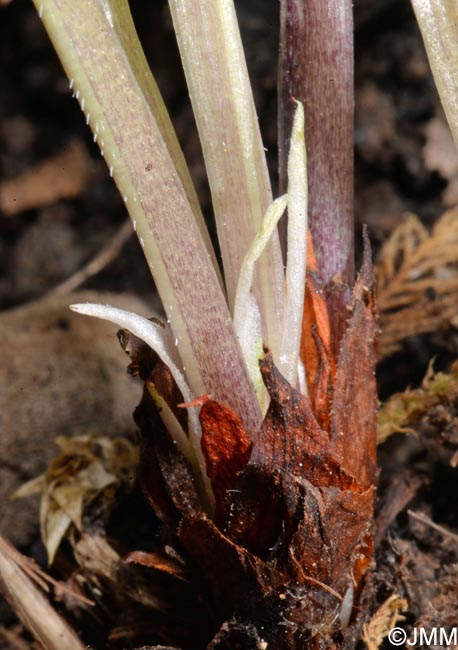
top-left (13, 435), bottom-right (138, 564)
top-left (0, 623), bottom-right (42, 650)
top-left (376, 208), bottom-right (458, 358)
top-left (378, 360), bottom-right (458, 453)
top-left (0, 536), bottom-right (86, 650)
top-left (361, 594), bottom-right (407, 650)
top-left (0, 140), bottom-right (91, 216)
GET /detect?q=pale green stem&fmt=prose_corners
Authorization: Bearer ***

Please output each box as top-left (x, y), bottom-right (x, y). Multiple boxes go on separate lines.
top-left (411, 0), bottom-right (458, 148)
top-left (34, 0), bottom-right (261, 433)
top-left (108, 0), bottom-right (221, 279)
top-left (168, 0), bottom-right (286, 358)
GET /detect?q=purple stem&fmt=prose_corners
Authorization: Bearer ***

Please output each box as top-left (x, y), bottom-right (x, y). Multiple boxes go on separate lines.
top-left (278, 0), bottom-right (354, 348)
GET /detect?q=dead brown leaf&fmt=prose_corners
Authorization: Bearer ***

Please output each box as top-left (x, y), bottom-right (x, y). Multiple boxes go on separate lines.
top-left (134, 387), bottom-right (201, 524)
top-left (300, 228), bottom-right (335, 430)
top-left (125, 549), bottom-right (188, 582)
top-left (332, 234), bottom-right (378, 489)
top-left (250, 353), bottom-right (351, 489)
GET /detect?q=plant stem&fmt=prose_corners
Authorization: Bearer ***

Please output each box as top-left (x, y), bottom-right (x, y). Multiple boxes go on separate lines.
top-left (33, 0), bottom-right (261, 433)
top-left (278, 0), bottom-right (354, 347)
top-left (168, 0), bottom-right (285, 358)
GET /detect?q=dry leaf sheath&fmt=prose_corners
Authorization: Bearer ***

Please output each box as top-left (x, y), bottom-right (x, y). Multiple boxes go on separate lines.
top-left (113, 233), bottom-right (379, 649)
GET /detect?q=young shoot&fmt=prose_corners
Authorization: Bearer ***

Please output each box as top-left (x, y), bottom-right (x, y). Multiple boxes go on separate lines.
top-left (279, 101), bottom-right (308, 388)
top-left (234, 194), bottom-right (288, 409)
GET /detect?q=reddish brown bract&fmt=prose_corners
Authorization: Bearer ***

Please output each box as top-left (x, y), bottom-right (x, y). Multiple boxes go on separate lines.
top-left (122, 234), bottom-right (378, 649)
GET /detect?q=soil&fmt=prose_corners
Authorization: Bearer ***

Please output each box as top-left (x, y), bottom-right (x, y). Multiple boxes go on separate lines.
top-left (0, 0), bottom-right (457, 649)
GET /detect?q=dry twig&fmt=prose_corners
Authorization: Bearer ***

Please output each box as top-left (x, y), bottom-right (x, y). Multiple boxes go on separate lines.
top-left (0, 535), bottom-right (86, 650)
top-left (408, 509), bottom-right (458, 545)
top-left (51, 219), bottom-right (133, 296)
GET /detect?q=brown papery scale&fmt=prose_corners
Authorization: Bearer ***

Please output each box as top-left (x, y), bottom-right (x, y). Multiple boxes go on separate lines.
top-left (125, 231), bottom-right (379, 649)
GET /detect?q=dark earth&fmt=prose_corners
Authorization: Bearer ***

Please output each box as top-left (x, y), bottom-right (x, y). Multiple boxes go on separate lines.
top-left (1, 0), bottom-right (457, 648)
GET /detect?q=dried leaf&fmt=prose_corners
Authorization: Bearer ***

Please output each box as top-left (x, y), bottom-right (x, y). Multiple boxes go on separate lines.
top-left (0, 140), bottom-right (91, 216)
top-left (222, 466), bottom-right (298, 559)
top-left (283, 482), bottom-right (375, 590)
top-left (125, 550), bottom-right (188, 581)
top-left (221, 459), bottom-right (373, 600)
top-left (301, 230), bottom-right (333, 374)
top-left (179, 514), bottom-right (284, 617)
top-left (14, 435), bottom-right (138, 564)
top-left (251, 353), bottom-right (353, 488)
top-left (362, 594), bottom-right (407, 650)
top-left (377, 209), bottom-right (458, 358)
top-left (332, 233), bottom-right (378, 489)
top-left (300, 229), bottom-right (335, 429)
